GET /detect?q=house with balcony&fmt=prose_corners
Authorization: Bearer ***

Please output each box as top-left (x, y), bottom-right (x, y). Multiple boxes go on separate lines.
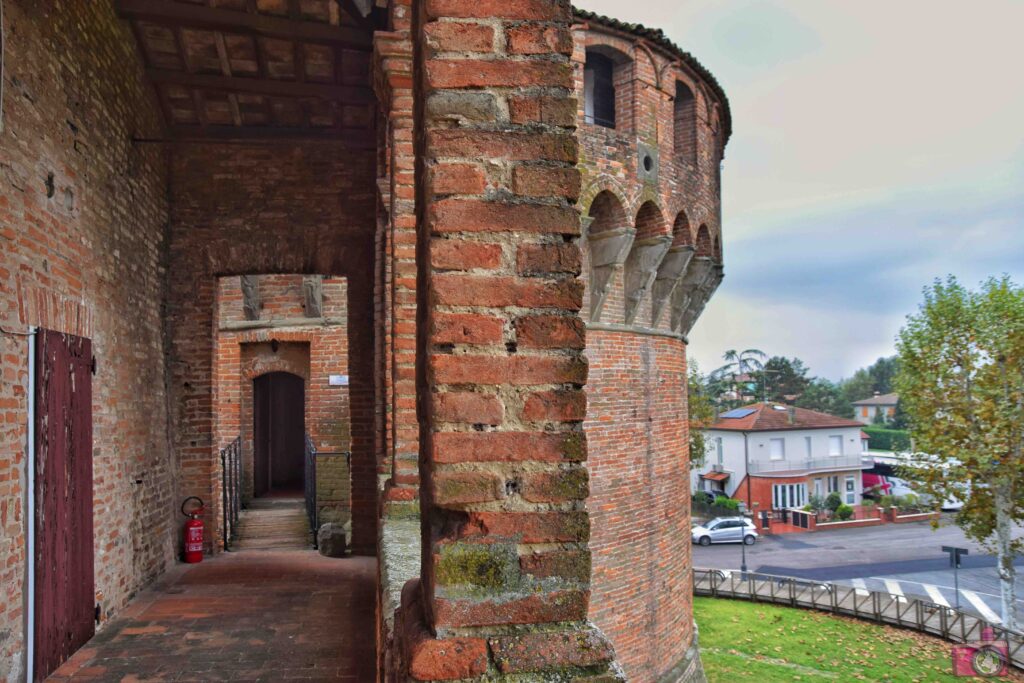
top-left (694, 403), bottom-right (871, 516)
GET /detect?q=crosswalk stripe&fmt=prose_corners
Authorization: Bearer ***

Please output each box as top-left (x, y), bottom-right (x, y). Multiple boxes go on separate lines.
top-left (883, 579), bottom-right (907, 602)
top-left (851, 578), bottom-right (869, 596)
top-left (961, 589), bottom-right (1002, 623)
top-left (923, 583), bottom-right (950, 607)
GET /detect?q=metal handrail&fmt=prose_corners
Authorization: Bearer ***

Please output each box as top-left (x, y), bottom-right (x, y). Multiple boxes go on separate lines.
top-left (693, 567), bottom-right (1024, 670)
top-left (304, 434), bottom-right (318, 549)
top-left (747, 454), bottom-right (868, 474)
top-left (219, 436), bottom-right (241, 551)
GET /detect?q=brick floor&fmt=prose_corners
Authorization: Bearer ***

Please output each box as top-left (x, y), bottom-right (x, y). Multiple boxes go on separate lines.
top-left (48, 551), bottom-right (377, 682)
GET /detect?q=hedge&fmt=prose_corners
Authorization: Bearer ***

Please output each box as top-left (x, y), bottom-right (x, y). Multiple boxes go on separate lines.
top-left (862, 426), bottom-right (911, 452)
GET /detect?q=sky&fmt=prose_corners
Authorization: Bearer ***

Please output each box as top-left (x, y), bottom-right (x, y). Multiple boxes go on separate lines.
top-left (576, 0), bottom-right (1024, 380)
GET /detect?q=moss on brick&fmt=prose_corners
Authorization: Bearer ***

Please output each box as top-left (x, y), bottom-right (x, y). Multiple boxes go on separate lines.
top-left (561, 431), bottom-right (587, 462)
top-left (435, 543), bottom-right (519, 592)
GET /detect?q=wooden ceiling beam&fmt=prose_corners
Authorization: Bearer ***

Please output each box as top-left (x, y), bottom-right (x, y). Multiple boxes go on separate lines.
top-left (147, 69), bottom-right (375, 103)
top-left (116, 0), bottom-right (373, 50)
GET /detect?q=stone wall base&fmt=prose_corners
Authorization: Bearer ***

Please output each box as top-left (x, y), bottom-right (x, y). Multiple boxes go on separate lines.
top-left (657, 623), bottom-right (707, 683)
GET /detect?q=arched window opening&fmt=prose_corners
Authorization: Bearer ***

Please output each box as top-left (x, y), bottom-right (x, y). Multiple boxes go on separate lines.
top-left (674, 81), bottom-right (697, 165)
top-left (585, 51), bottom-right (617, 128)
top-left (588, 190), bottom-right (629, 234)
top-left (671, 212), bottom-right (692, 248)
top-left (695, 225), bottom-right (713, 257)
top-left (585, 191), bottom-right (632, 323)
top-left (634, 201), bottom-right (668, 241)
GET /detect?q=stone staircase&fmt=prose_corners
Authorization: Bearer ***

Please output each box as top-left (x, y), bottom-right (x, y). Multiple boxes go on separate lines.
top-left (234, 497), bottom-right (312, 550)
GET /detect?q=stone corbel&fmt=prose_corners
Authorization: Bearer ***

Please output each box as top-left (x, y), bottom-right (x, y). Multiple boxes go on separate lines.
top-left (650, 245), bottom-right (695, 327)
top-left (679, 265), bottom-right (724, 336)
top-left (302, 275), bottom-right (324, 318)
top-left (241, 275), bottom-right (261, 321)
top-left (623, 235), bottom-right (672, 326)
top-left (669, 256), bottom-right (714, 332)
top-left (588, 226), bottom-right (636, 322)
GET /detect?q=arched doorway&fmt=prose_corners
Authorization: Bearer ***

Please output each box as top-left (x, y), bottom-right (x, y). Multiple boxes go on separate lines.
top-left (253, 372), bottom-right (305, 498)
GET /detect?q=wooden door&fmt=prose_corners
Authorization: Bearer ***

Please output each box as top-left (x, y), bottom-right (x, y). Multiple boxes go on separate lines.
top-left (34, 329), bottom-right (94, 681)
top-left (253, 372), bottom-right (305, 495)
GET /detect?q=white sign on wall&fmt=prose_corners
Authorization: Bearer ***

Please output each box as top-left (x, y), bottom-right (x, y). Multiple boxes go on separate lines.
top-left (329, 375), bottom-right (349, 386)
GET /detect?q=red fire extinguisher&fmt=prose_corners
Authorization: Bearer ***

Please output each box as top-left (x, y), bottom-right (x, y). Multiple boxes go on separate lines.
top-left (181, 496), bottom-right (205, 563)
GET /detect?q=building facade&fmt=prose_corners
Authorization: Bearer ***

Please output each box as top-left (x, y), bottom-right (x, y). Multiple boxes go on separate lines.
top-left (694, 405), bottom-right (870, 515)
top-left (853, 392), bottom-right (899, 425)
top-left (0, 1), bottom-right (728, 681)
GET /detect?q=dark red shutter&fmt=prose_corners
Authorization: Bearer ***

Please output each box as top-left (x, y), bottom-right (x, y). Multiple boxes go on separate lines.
top-left (34, 329), bottom-right (95, 681)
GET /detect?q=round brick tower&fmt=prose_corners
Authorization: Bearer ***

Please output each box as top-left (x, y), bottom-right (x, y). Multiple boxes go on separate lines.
top-left (573, 11), bottom-right (730, 682)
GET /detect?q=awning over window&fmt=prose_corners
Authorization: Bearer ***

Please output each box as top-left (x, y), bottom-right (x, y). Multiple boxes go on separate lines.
top-left (701, 471), bottom-right (730, 482)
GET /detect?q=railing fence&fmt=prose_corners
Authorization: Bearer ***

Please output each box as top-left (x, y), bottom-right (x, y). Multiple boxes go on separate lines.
top-left (694, 568), bottom-right (1023, 670)
top-left (219, 436), bottom-right (241, 551)
top-left (304, 434), bottom-right (318, 550)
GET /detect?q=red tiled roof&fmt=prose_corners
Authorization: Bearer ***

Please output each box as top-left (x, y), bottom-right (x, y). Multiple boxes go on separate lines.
top-left (700, 471), bottom-right (730, 482)
top-left (711, 403), bottom-right (864, 432)
top-left (851, 392), bottom-right (899, 406)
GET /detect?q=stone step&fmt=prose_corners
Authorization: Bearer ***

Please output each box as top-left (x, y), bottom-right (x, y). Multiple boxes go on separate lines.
top-left (234, 501), bottom-right (312, 550)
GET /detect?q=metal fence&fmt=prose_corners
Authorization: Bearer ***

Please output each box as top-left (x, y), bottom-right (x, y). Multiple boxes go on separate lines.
top-left (747, 454), bottom-right (867, 474)
top-left (219, 436), bottom-right (241, 551)
top-left (694, 568), bottom-right (1023, 670)
top-left (304, 434), bottom-right (318, 550)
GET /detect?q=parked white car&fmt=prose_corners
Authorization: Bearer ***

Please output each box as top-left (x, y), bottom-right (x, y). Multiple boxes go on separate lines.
top-left (692, 517), bottom-right (758, 546)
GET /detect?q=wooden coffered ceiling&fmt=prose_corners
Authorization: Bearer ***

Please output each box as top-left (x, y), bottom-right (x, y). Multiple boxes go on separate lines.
top-left (118, 0), bottom-right (378, 143)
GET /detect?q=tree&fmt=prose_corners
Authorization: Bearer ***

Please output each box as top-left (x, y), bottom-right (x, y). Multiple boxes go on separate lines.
top-left (795, 378), bottom-right (853, 418)
top-left (840, 356), bottom-right (901, 405)
top-left (709, 348), bottom-right (767, 409)
top-left (758, 356), bottom-right (811, 403)
top-left (688, 360), bottom-right (718, 471)
top-left (896, 276), bottom-right (1024, 630)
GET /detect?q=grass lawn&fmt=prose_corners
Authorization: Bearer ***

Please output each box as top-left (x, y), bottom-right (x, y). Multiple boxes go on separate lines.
top-left (695, 597), bottom-right (1023, 682)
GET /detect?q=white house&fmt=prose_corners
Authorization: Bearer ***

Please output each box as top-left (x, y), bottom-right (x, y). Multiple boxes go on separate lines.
top-left (852, 392), bottom-right (899, 425)
top-left (693, 403), bottom-right (871, 513)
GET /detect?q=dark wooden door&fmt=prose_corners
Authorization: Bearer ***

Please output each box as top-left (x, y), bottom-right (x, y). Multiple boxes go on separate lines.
top-left (253, 372), bottom-right (305, 495)
top-left (34, 329), bottom-right (94, 682)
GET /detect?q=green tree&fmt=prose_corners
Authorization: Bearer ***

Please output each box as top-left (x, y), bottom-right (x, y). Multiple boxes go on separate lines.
top-left (896, 276), bottom-right (1024, 630)
top-left (709, 348), bottom-right (766, 409)
top-left (688, 360), bottom-right (718, 471)
top-left (758, 356), bottom-right (811, 403)
top-left (840, 356), bottom-right (901, 405)
top-left (795, 378), bottom-right (853, 417)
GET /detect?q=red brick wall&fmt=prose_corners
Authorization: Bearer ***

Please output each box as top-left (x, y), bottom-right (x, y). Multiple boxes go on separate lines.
top-left (574, 22), bottom-right (725, 331)
top-left (166, 141), bottom-right (378, 555)
top-left (0, 1), bottom-right (171, 675)
top-left (585, 331), bottom-right (693, 681)
top-left (390, 0), bottom-right (620, 679)
top-left (213, 276), bottom-right (352, 526)
top-left (573, 17), bottom-right (727, 682)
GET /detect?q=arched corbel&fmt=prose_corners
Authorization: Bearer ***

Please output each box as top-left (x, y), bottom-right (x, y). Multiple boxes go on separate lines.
top-left (587, 226), bottom-right (636, 322)
top-left (678, 264), bottom-right (724, 336)
top-left (650, 244), bottom-right (695, 327)
top-left (623, 234), bottom-right (672, 325)
top-left (669, 256), bottom-right (714, 332)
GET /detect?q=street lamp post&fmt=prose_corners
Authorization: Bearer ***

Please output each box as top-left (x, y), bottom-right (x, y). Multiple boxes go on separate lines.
top-left (742, 432), bottom-right (751, 580)
top-left (942, 545), bottom-right (969, 611)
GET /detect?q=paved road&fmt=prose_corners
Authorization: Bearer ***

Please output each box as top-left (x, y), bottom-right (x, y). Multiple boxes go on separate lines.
top-left (692, 516), bottom-right (1024, 625)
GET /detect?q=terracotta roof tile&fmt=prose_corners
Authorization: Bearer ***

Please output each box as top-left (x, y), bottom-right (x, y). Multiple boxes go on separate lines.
top-left (851, 392), bottom-right (899, 406)
top-left (711, 403), bottom-right (864, 432)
